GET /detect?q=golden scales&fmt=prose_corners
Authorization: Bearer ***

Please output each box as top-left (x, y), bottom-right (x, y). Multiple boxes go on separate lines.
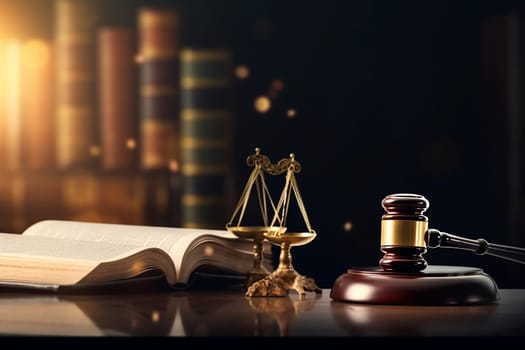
top-left (226, 147), bottom-right (321, 297)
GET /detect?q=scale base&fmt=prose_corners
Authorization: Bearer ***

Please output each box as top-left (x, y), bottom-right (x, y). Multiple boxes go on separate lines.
top-left (246, 270), bottom-right (322, 297)
top-left (330, 265), bottom-right (499, 305)
top-left (246, 271), bottom-right (270, 287)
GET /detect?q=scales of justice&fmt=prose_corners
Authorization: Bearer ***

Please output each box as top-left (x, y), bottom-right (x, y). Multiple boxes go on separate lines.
top-left (226, 147), bottom-right (322, 297)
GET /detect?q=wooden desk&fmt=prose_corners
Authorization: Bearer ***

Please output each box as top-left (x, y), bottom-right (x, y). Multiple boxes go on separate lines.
top-left (0, 288), bottom-right (524, 337)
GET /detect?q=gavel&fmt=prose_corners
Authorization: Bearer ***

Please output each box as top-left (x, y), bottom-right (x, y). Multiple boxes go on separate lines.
top-left (380, 193), bottom-right (525, 272)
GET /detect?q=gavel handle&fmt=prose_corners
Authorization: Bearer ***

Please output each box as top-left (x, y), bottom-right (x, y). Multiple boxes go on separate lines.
top-left (426, 228), bottom-right (525, 264)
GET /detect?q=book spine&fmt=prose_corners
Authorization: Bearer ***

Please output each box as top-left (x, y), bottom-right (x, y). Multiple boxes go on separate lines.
top-left (143, 171), bottom-right (173, 226)
top-left (61, 170), bottom-right (101, 222)
top-left (137, 7), bottom-right (181, 171)
top-left (54, 0), bottom-right (99, 169)
top-left (180, 48), bottom-right (234, 229)
top-left (0, 40), bottom-right (22, 172)
top-left (24, 171), bottom-right (64, 226)
top-left (0, 41), bottom-right (10, 172)
top-left (0, 174), bottom-right (13, 232)
top-left (0, 173), bottom-right (26, 233)
top-left (98, 27), bottom-right (138, 170)
top-left (99, 172), bottom-right (146, 225)
top-left (21, 39), bottom-right (55, 170)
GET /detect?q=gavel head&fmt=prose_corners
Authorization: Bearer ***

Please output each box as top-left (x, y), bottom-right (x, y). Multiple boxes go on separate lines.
top-left (379, 193), bottom-right (429, 272)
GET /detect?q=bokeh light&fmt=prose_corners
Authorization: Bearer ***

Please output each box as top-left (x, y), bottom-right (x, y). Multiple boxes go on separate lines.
top-left (286, 109), bottom-right (297, 118)
top-left (126, 138), bottom-right (137, 150)
top-left (254, 95), bottom-right (271, 113)
top-left (168, 159), bottom-right (180, 173)
top-left (343, 221), bottom-right (353, 232)
top-left (89, 145), bottom-right (101, 157)
top-left (234, 65), bottom-right (250, 80)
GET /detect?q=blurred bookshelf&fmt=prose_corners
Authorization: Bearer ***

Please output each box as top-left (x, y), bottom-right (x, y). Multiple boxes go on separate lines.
top-left (0, 0), bottom-right (235, 233)
top-left (0, 169), bottom-right (175, 233)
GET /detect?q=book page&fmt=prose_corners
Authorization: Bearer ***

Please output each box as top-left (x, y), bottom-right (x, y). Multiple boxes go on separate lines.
top-left (0, 233), bottom-right (176, 285)
top-left (22, 220), bottom-right (242, 278)
top-left (0, 233), bottom-right (145, 262)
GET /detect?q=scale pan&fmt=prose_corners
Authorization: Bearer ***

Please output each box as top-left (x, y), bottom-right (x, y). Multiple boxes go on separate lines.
top-left (264, 231), bottom-right (317, 246)
top-left (226, 225), bottom-right (286, 239)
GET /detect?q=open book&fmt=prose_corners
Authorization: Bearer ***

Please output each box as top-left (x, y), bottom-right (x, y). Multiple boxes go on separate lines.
top-left (0, 220), bottom-right (272, 292)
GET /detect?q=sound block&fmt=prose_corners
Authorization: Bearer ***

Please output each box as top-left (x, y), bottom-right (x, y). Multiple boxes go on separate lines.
top-left (330, 265), bottom-right (499, 305)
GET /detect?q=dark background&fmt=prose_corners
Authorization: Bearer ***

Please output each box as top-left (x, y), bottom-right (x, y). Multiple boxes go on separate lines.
top-left (1, 0), bottom-right (525, 288)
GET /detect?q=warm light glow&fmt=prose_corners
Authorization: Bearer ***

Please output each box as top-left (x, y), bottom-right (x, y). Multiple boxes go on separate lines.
top-left (204, 246), bottom-right (214, 256)
top-left (22, 39), bottom-right (51, 70)
top-left (0, 42), bottom-right (5, 162)
top-left (89, 145), bottom-right (101, 157)
top-left (126, 138), bottom-right (137, 149)
top-left (346, 283), bottom-right (374, 302)
top-left (4, 39), bottom-right (21, 171)
top-left (268, 79), bottom-right (285, 98)
top-left (151, 310), bottom-right (160, 323)
top-left (341, 305), bottom-right (373, 325)
top-left (131, 318), bottom-right (139, 329)
top-left (169, 159), bottom-right (180, 173)
top-left (270, 79), bottom-right (284, 92)
top-left (20, 37), bottom-right (54, 170)
top-left (254, 95), bottom-right (271, 113)
top-left (286, 109), bottom-right (297, 118)
top-left (343, 221), bottom-right (353, 232)
top-left (130, 261), bottom-right (143, 274)
top-left (234, 65), bottom-right (250, 80)
top-left (134, 53), bottom-right (144, 64)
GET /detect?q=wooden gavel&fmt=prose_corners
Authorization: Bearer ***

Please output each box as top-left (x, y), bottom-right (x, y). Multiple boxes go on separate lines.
top-left (379, 193), bottom-right (525, 272)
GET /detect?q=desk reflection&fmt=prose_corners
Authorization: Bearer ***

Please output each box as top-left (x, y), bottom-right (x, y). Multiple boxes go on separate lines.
top-left (0, 289), bottom-right (523, 336)
top-left (0, 292), bottom-right (178, 336)
top-left (330, 292), bottom-right (525, 336)
top-left (330, 301), bottom-right (499, 337)
top-left (0, 290), bottom-right (324, 336)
